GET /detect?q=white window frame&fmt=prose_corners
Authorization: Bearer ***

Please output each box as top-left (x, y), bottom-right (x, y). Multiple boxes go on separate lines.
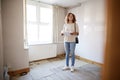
top-left (26, 0), bottom-right (53, 45)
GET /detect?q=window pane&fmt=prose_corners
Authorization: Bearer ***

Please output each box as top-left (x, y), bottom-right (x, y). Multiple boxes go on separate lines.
top-left (40, 7), bottom-right (53, 23)
top-left (39, 24), bottom-right (53, 43)
top-left (27, 23), bottom-right (38, 44)
top-left (26, 3), bottom-right (53, 45)
top-left (27, 5), bottom-right (37, 22)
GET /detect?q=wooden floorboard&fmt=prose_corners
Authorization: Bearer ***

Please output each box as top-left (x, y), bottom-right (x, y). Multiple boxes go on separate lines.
top-left (11, 57), bottom-right (101, 80)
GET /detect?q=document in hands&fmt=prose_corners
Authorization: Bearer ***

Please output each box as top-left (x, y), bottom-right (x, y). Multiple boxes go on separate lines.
top-left (64, 32), bottom-right (71, 36)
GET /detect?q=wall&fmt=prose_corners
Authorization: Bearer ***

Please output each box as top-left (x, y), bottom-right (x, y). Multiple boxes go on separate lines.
top-left (0, 0), bottom-right (3, 79)
top-left (55, 7), bottom-right (66, 55)
top-left (53, 6), bottom-right (66, 55)
top-left (2, 0), bottom-right (29, 71)
top-left (68, 0), bottom-right (105, 63)
top-left (56, 43), bottom-right (65, 55)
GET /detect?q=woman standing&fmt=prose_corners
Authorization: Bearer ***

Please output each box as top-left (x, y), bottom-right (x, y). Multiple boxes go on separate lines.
top-left (61, 13), bottom-right (79, 72)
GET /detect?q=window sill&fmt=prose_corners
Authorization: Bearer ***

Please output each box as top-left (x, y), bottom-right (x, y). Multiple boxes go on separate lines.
top-left (28, 42), bottom-right (55, 46)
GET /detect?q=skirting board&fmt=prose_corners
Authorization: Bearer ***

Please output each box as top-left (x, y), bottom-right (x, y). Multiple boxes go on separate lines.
top-left (8, 67), bottom-right (30, 77)
top-left (57, 53), bottom-right (103, 66)
top-left (75, 55), bottom-right (103, 66)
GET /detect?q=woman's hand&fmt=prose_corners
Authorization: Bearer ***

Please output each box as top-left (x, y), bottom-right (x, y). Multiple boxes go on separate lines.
top-left (60, 33), bottom-right (64, 36)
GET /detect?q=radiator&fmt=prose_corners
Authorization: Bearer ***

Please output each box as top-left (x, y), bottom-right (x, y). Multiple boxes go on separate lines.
top-left (29, 44), bottom-right (57, 61)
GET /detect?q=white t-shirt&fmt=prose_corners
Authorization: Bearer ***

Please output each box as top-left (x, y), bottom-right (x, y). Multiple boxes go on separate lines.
top-left (61, 23), bottom-right (79, 42)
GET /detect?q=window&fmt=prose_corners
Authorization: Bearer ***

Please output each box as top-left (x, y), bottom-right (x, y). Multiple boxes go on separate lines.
top-left (26, 2), bottom-right (53, 45)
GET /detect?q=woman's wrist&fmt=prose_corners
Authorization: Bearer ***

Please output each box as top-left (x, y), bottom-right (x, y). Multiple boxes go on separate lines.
top-left (70, 32), bottom-right (79, 35)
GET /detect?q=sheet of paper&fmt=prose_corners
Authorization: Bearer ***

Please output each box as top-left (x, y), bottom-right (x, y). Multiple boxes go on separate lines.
top-left (64, 32), bottom-right (71, 36)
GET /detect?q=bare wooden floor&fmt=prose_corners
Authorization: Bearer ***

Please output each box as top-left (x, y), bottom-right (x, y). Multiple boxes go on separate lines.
top-left (12, 56), bottom-right (101, 80)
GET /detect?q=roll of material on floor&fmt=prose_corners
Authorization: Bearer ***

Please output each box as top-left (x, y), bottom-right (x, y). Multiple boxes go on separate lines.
top-left (3, 65), bottom-right (9, 80)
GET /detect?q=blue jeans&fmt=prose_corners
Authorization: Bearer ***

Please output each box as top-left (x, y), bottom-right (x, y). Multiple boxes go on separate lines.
top-left (64, 42), bottom-right (76, 66)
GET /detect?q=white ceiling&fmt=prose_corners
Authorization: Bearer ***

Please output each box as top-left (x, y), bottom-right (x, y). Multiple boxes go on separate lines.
top-left (34, 0), bottom-right (88, 8)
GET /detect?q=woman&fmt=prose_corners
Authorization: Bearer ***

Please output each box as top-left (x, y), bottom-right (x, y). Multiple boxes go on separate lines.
top-left (61, 13), bottom-right (79, 72)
